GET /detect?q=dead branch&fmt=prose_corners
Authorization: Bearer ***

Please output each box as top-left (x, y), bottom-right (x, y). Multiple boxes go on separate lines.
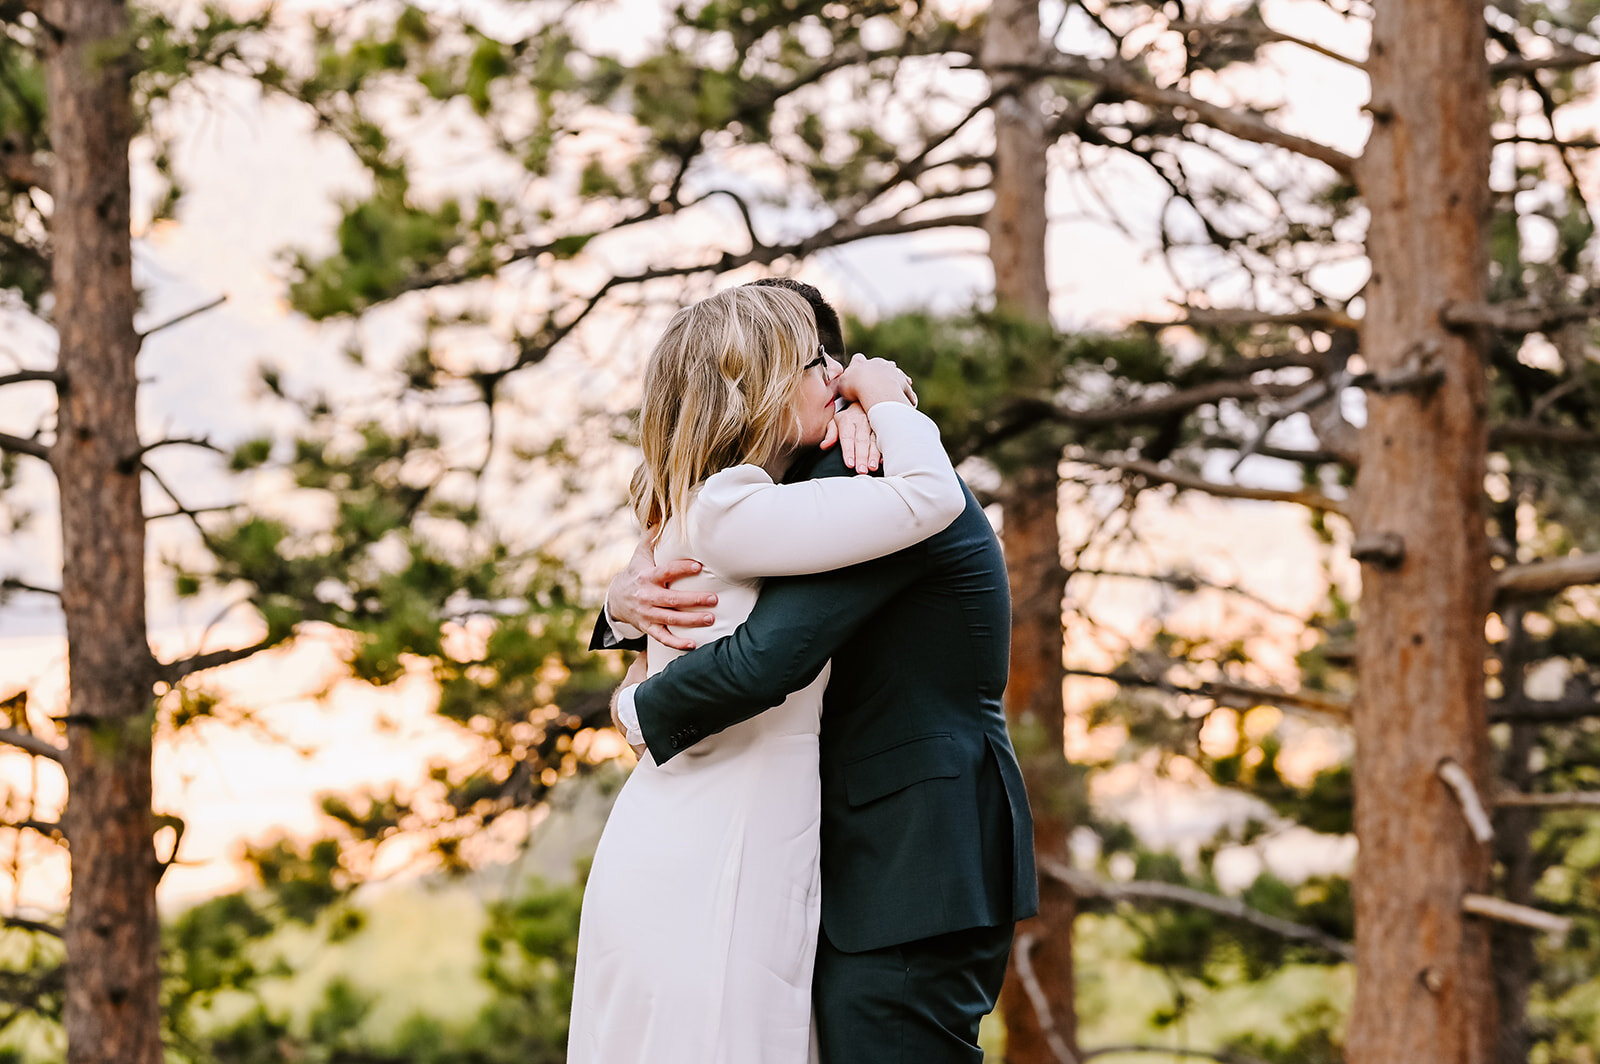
top-left (1441, 298), bottom-right (1600, 334)
top-left (1496, 790), bottom-right (1600, 809)
top-left (1490, 420), bottom-right (1600, 450)
top-left (1492, 45), bottom-right (1600, 76)
top-left (2, 914), bottom-right (59, 938)
top-left (1489, 696), bottom-right (1600, 724)
top-left (1011, 931), bottom-right (1079, 1064)
top-left (1141, 307), bottom-right (1361, 332)
top-left (1495, 552), bottom-right (1600, 599)
top-left (1082, 1046), bottom-right (1272, 1064)
top-left (1437, 759), bottom-right (1495, 844)
top-left (157, 637), bottom-right (277, 684)
top-left (0, 577), bottom-right (58, 597)
top-left (1064, 666), bottom-right (1353, 720)
top-left (1168, 17), bottom-right (1365, 69)
top-left (0, 727), bottom-right (62, 763)
top-left (1045, 859), bottom-right (1355, 960)
top-left (1007, 55), bottom-right (1358, 177)
top-left (1461, 893), bottom-right (1572, 939)
top-left (2, 819), bottom-right (62, 841)
top-left (1072, 451), bottom-right (1349, 516)
top-left (137, 294), bottom-right (226, 339)
top-left (0, 368), bottom-right (61, 389)
top-left (0, 432), bottom-right (47, 461)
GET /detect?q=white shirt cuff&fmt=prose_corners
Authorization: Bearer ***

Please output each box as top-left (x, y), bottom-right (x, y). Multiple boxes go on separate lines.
top-left (604, 595), bottom-right (644, 642)
top-left (616, 685), bottom-right (644, 746)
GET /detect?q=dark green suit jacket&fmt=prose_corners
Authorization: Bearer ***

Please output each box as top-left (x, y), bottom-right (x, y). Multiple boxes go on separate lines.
top-left (594, 447), bottom-right (1038, 953)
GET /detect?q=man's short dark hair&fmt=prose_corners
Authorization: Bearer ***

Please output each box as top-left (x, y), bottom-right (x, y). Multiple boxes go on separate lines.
top-left (746, 277), bottom-right (845, 358)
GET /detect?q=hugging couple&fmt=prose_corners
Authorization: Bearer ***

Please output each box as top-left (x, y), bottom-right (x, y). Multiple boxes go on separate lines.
top-left (569, 278), bottom-right (1039, 1063)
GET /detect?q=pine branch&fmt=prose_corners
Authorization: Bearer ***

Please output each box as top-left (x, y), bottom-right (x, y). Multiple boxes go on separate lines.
top-left (1008, 55), bottom-right (1358, 177)
top-left (0, 727), bottom-right (62, 763)
top-left (1044, 859), bottom-right (1356, 960)
top-left (157, 637), bottom-right (277, 684)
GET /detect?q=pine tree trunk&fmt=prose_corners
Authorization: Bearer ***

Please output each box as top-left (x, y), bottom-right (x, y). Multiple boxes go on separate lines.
top-left (1349, 2), bottom-right (1496, 1061)
top-left (45, 2), bottom-right (163, 1061)
top-left (982, 2), bottom-right (1078, 1060)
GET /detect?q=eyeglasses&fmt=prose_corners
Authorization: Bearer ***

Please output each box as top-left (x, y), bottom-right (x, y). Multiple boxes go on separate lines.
top-left (803, 344), bottom-right (829, 374)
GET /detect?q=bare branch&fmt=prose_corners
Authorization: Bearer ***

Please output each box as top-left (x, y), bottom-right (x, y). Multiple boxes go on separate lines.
top-left (1440, 298), bottom-right (1600, 334)
top-left (0, 727), bottom-right (62, 763)
top-left (1168, 17), bottom-right (1366, 69)
top-left (1492, 45), bottom-right (1600, 76)
top-left (1063, 666), bottom-right (1352, 720)
top-left (1437, 759), bottom-right (1495, 844)
top-left (962, 378), bottom-right (1310, 460)
top-left (1014, 55), bottom-right (1358, 177)
top-left (1082, 1045), bottom-right (1271, 1064)
top-left (0, 432), bottom-right (48, 461)
top-left (136, 295), bottom-right (226, 339)
top-left (1011, 931), bottom-right (1079, 1064)
top-left (0, 142), bottom-right (49, 191)
top-left (1461, 893), bottom-right (1572, 938)
top-left (1490, 696), bottom-right (1600, 724)
top-left (1495, 552), bottom-right (1600, 599)
top-left (1, 577), bottom-right (58, 597)
top-left (0, 369), bottom-right (60, 389)
top-left (1045, 859), bottom-right (1355, 960)
top-left (1491, 420), bottom-right (1600, 450)
top-left (1495, 790), bottom-right (1600, 809)
top-left (1142, 307), bottom-right (1360, 332)
top-left (1072, 451), bottom-right (1349, 516)
top-left (121, 435), bottom-right (225, 474)
top-left (2, 819), bottom-right (63, 841)
top-left (2, 914), bottom-right (60, 938)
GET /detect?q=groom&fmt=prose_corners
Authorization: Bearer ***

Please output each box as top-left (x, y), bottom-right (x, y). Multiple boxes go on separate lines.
top-left (592, 278), bottom-right (1037, 1062)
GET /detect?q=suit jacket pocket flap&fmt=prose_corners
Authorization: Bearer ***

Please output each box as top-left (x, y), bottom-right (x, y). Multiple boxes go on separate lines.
top-left (843, 733), bottom-right (962, 807)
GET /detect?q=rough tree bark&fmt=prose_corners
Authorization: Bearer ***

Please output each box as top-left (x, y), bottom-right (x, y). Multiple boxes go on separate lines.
top-left (45, 1), bottom-right (164, 1061)
top-left (983, 2), bottom-right (1078, 1060)
top-left (1349, 2), bottom-right (1497, 1061)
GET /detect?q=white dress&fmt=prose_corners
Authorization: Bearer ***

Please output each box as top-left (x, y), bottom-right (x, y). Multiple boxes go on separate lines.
top-left (568, 402), bottom-right (964, 1064)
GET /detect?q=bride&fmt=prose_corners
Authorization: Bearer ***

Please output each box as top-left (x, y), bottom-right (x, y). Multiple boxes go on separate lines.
top-left (567, 284), bottom-right (963, 1063)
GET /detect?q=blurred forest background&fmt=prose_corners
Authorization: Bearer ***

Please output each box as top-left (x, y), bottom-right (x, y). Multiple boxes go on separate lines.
top-left (1, 1), bottom-right (1599, 1062)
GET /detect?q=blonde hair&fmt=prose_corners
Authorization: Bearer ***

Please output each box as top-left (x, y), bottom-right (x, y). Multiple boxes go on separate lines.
top-left (630, 285), bottom-right (819, 531)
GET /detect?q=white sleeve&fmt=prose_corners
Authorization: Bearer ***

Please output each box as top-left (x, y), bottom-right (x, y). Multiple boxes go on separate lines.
top-left (687, 401), bottom-right (964, 582)
top-left (615, 685), bottom-right (644, 745)
top-left (603, 595), bottom-right (644, 642)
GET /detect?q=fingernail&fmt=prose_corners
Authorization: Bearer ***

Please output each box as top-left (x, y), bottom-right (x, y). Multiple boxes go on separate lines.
top-left (687, 641), bottom-right (698, 649)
